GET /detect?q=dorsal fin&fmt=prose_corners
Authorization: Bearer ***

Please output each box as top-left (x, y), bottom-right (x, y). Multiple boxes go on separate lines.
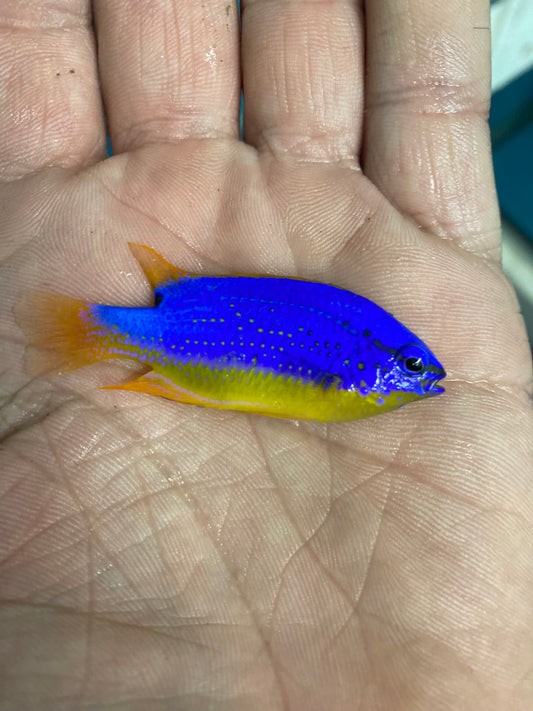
top-left (128, 243), bottom-right (189, 289)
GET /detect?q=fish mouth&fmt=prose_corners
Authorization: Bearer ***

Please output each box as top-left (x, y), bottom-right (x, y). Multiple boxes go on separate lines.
top-left (425, 372), bottom-right (446, 395)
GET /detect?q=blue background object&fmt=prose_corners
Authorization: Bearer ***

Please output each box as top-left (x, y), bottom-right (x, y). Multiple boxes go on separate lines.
top-left (490, 67), bottom-right (533, 244)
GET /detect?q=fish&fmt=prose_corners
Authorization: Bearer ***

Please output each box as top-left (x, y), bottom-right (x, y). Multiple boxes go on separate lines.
top-left (17, 244), bottom-right (446, 422)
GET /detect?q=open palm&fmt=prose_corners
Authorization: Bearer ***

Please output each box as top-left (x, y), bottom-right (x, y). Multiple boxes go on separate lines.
top-left (1, 2), bottom-right (532, 710)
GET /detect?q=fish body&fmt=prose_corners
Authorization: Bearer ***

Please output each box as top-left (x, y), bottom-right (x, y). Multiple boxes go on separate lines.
top-left (20, 245), bottom-right (445, 422)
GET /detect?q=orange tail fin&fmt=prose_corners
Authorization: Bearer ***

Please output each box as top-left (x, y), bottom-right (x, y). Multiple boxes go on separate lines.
top-left (15, 291), bottom-right (105, 377)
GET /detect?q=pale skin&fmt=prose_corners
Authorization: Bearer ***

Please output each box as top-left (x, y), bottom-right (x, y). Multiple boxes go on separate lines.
top-left (0, 0), bottom-right (532, 709)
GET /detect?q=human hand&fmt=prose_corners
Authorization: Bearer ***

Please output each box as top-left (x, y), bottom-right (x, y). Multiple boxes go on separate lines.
top-left (1, 1), bottom-right (532, 709)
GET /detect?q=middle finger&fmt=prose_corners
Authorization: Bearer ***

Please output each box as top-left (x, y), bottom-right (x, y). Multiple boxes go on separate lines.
top-left (242, 0), bottom-right (364, 165)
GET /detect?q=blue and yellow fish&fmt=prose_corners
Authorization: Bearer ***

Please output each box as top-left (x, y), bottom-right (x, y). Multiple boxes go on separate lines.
top-left (19, 244), bottom-right (445, 421)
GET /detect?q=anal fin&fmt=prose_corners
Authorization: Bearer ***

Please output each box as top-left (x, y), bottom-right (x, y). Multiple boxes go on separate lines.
top-left (102, 370), bottom-right (207, 405)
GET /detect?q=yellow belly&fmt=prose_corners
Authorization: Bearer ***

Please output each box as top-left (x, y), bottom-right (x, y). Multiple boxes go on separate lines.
top-left (104, 358), bottom-right (425, 422)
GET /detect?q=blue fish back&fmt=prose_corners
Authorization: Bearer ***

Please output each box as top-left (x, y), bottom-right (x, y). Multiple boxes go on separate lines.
top-left (95, 275), bottom-right (423, 394)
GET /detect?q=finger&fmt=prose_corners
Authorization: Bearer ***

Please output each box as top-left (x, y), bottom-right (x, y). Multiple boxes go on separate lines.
top-left (241, 0), bottom-right (364, 164)
top-left (94, 0), bottom-right (241, 153)
top-left (0, 1), bottom-right (106, 180)
top-left (364, 0), bottom-right (500, 255)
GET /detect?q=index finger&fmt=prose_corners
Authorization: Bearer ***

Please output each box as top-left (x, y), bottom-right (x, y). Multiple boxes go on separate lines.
top-left (363, 0), bottom-right (499, 257)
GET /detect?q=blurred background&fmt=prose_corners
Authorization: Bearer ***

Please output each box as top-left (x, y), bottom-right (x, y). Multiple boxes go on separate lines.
top-left (490, 0), bottom-right (533, 347)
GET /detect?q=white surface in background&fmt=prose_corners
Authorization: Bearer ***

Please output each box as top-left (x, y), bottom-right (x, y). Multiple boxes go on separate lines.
top-left (491, 0), bottom-right (533, 91)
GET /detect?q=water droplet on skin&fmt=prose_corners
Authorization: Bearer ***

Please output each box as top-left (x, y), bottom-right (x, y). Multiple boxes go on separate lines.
top-left (205, 46), bottom-right (217, 71)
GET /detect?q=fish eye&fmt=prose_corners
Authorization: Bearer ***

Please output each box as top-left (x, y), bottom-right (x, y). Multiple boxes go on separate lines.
top-left (154, 292), bottom-right (163, 307)
top-left (404, 356), bottom-right (424, 374)
top-left (396, 344), bottom-right (429, 378)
